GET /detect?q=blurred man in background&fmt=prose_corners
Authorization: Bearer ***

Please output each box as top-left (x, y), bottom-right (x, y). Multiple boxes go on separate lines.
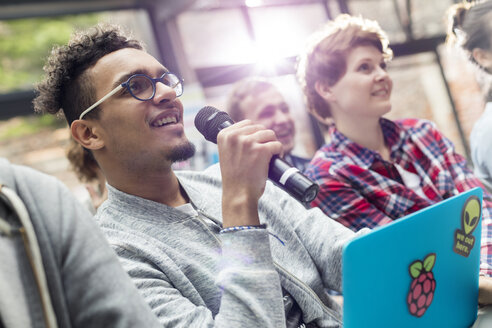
top-left (226, 77), bottom-right (311, 172)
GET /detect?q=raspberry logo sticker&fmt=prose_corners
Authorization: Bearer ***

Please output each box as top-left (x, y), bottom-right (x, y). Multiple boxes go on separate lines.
top-left (407, 253), bottom-right (437, 317)
top-left (453, 195), bottom-right (481, 257)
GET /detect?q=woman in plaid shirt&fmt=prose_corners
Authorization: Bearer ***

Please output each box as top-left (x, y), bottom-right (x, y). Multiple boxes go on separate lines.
top-left (296, 14), bottom-right (492, 285)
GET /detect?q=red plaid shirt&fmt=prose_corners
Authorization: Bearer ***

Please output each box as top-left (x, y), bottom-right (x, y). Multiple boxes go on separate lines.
top-left (305, 118), bottom-right (492, 276)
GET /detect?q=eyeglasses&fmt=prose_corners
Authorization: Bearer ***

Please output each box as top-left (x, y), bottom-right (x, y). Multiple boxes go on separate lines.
top-left (79, 72), bottom-right (183, 120)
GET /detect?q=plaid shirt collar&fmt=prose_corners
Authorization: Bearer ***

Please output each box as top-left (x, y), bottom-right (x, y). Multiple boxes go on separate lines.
top-left (328, 118), bottom-right (408, 169)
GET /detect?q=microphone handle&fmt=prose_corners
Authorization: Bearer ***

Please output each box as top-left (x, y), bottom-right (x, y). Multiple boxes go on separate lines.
top-left (208, 115), bottom-right (318, 204)
top-left (268, 156), bottom-right (319, 204)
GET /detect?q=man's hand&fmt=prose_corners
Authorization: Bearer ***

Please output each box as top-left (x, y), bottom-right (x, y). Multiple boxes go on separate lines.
top-left (217, 120), bottom-right (283, 228)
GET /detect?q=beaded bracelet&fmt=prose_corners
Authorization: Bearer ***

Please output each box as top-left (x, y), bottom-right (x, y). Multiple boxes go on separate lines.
top-left (220, 224), bottom-right (285, 246)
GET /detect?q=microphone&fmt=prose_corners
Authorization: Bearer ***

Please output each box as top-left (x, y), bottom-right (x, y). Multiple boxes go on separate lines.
top-left (194, 106), bottom-right (319, 204)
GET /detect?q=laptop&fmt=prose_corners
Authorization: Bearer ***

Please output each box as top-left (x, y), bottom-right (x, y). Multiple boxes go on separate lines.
top-left (342, 187), bottom-right (483, 328)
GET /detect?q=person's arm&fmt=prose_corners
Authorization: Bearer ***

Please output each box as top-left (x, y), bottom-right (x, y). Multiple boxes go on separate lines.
top-left (109, 229), bottom-right (285, 328)
top-left (217, 119), bottom-right (286, 325)
top-left (260, 179), bottom-right (369, 293)
top-left (307, 164), bottom-right (394, 231)
top-left (12, 164), bottom-right (162, 328)
top-left (427, 121), bottom-right (492, 277)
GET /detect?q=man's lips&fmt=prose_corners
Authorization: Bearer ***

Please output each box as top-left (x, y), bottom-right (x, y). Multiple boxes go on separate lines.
top-left (274, 129), bottom-right (294, 142)
top-left (150, 104), bottom-right (182, 128)
top-left (152, 113), bottom-right (179, 127)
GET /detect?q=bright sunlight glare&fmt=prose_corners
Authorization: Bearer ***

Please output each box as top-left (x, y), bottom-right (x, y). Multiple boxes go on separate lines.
top-left (245, 0), bottom-right (264, 8)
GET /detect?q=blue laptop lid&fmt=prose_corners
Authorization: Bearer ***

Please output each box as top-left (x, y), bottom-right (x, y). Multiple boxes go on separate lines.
top-left (342, 188), bottom-right (482, 328)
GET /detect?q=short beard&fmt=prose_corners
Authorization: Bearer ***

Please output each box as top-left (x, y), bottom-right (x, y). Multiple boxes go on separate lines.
top-left (168, 141), bottom-right (196, 163)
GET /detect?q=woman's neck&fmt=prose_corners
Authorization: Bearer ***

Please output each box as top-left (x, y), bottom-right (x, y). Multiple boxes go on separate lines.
top-left (335, 116), bottom-right (391, 161)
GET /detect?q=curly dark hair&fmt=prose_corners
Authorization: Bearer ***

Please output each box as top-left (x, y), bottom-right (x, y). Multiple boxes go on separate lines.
top-left (33, 23), bottom-right (143, 125)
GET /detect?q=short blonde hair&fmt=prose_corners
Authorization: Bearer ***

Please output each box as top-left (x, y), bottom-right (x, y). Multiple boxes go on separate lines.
top-left (297, 14), bottom-right (392, 119)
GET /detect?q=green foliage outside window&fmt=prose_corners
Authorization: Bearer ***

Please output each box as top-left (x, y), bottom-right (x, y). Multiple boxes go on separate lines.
top-left (0, 14), bottom-right (102, 93)
top-left (0, 14), bottom-right (104, 137)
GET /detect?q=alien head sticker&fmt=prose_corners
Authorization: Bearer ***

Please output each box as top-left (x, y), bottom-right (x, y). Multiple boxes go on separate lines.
top-left (407, 253), bottom-right (437, 317)
top-left (453, 195), bottom-right (481, 257)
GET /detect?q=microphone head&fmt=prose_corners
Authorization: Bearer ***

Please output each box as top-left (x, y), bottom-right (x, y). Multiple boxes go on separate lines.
top-left (194, 106), bottom-right (234, 144)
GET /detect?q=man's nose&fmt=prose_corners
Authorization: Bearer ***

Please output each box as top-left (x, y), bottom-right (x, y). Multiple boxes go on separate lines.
top-left (273, 109), bottom-right (291, 125)
top-left (153, 82), bottom-right (176, 103)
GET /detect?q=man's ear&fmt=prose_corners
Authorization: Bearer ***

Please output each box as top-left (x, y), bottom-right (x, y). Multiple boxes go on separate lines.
top-left (71, 120), bottom-right (104, 150)
top-left (472, 48), bottom-right (492, 71)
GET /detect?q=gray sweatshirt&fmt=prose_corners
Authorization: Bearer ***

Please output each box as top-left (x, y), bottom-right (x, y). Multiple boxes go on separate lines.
top-left (96, 164), bottom-right (368, 327)
top-left (0, 158), bottom-right (162, 328)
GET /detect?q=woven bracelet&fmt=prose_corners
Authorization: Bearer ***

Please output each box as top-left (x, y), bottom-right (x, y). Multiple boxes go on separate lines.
top-left (220, 224), bottom-right (267, 234)
top-left (219, 224), bottom-right (284, 246)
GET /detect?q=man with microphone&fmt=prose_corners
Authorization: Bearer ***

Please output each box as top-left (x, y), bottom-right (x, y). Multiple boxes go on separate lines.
top-left (34, 24), bottom-right (369, 327)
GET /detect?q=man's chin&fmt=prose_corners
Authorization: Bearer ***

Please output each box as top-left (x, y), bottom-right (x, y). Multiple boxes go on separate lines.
top-left (168, 142), bottom-right (196, 163)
